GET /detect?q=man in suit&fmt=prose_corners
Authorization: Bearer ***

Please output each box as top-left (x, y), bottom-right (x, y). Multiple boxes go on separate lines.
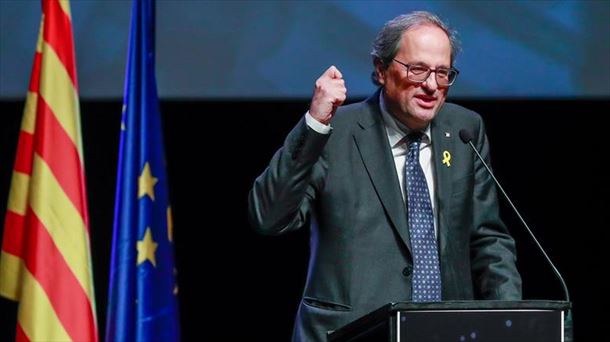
top-left (248, 11), bottom-right (522, 341)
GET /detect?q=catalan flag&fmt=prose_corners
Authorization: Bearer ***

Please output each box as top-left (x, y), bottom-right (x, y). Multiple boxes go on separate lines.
top-left (105, 0), bottom-right (180, 341)
top-left (0, 0), bottom-right (98, 341)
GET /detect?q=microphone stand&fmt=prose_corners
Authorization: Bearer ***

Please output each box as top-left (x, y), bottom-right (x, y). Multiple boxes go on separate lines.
top-left (459, 129), bottom-right (572, 341)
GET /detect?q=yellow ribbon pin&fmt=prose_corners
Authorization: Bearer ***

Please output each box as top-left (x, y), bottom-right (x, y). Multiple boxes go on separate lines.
top-left (442, 151), bottom-right (451, 167)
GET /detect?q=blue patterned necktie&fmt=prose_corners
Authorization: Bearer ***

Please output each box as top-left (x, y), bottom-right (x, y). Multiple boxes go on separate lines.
top-left (405, 132), bottom-right (442, 302)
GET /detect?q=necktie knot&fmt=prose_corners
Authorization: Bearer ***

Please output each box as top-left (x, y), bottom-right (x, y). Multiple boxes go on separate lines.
top-left (407, 131), bottom-right (423, 143)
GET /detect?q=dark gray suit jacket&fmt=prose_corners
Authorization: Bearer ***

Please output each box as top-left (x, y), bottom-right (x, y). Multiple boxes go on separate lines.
top-left (248, 92), bottom-right (522, 341)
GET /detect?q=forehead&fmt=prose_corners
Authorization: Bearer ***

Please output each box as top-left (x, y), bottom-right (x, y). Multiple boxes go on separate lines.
top-left (397, 24), bottom-right (451, 66)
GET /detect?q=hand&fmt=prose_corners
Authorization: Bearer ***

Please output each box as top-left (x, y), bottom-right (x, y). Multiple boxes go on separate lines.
top-left (309, 66), bottom-right (347, 125)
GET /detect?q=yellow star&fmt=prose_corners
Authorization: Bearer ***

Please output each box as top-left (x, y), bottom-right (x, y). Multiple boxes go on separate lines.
top-left (138, 162), bottom-right (158, 201)
top-left (137, 227), bottom-right (158, 267)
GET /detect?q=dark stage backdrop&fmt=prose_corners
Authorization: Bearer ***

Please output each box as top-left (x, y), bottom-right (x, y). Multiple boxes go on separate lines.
top-left (1, 98), bottom-right (608, 340)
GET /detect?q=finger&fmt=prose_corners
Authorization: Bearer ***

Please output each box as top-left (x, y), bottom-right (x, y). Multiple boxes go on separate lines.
top-left (330, 88), bottom-right (347, 105)
top-left (331, 86), bottom-right (347, 98)
top-left (324, 65), bottom-right (343, 79)
top-left (329, 81), bottom-right (347, 97)
top-left (334, 92), bottom-right (346, 105)
top-left (330, 78), bottom-right (345, 87)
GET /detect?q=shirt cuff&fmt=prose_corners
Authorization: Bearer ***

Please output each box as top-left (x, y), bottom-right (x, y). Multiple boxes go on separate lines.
top-left (305, 111), bottom-right (332, 134)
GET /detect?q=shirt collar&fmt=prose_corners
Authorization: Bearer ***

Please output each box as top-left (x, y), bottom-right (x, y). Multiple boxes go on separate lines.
top-left (379, 91), bottom-right (431, 148)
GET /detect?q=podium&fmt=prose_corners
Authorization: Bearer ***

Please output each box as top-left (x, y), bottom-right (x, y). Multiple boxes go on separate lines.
top-left (328, 300), bottom-right (571, 342)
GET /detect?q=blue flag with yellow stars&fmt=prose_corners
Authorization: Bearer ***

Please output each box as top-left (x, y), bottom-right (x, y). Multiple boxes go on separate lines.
top-left (105, 0), bottom-right (180, 341)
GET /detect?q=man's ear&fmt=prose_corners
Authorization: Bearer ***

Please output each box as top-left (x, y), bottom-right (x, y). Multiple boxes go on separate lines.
top-left (374, 59), bottom-right (386, 85)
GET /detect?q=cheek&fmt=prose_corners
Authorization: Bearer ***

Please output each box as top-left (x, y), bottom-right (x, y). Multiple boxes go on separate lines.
top-left (402, 86), bottom-right (419, 100)
top-left (437, 91), bottom-right (448, 103)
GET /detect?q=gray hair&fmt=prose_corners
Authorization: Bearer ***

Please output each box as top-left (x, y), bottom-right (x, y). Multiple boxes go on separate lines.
top-left (370, 11), bottom-right (461, 85)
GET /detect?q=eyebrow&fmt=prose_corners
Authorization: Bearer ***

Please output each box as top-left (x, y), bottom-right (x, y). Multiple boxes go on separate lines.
top-left (408, 61), bottom-right (451, 69)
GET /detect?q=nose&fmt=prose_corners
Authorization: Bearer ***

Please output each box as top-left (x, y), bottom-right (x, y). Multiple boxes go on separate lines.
top-left (422, 71), bottom-right (438, 90)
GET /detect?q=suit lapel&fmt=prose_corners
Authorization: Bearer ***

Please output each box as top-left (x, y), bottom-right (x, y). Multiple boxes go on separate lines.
top-left (431, 114), bottom-right (454, 257)
top-left (353, 97), bottom-right (411, 252)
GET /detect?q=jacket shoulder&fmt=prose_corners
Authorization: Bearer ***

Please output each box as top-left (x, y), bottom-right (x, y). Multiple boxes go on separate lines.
top-left (331, 100), bottom-right (371, 128)
top-left (439, 102), bottom-right (484, 130)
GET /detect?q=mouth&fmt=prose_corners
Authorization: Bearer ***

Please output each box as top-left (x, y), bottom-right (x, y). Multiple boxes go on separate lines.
top-left (414, 94), bottom-right (437, 109)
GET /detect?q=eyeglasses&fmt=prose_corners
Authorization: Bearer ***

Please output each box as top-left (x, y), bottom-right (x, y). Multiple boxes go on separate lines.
top-left (392, 59), bottom-right (459, 87)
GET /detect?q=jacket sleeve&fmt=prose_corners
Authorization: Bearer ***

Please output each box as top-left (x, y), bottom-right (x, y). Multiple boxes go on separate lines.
top-left (470, 117), bottom-right (523, 300)
top-left (248, 117), bottom-right (329, 235)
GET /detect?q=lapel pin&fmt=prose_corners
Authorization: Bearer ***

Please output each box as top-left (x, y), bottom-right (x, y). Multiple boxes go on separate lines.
top-left (444, 132), bottom-right (451, 138)
top-left (442, 150), bottom-right (451, 167)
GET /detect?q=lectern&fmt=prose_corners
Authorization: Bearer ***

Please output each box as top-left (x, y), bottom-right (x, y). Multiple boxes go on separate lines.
top-left (328, 300), bottom-right (571, 342)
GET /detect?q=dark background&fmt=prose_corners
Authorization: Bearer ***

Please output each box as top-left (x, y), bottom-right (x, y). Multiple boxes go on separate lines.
top-left (1, 98), bottom-right (608, 340)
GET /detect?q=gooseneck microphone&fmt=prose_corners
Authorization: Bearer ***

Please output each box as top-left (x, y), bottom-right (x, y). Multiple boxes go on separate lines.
top-left (458, 129), bottom-right (570, 303)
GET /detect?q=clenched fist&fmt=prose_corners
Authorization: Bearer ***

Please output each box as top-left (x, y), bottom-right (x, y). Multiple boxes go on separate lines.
top-left (309, 66), bottom-right (347, 125)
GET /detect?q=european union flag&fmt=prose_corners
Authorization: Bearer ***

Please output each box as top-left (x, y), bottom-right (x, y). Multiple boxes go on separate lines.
top-left (105, 0), bottom-right (180, 341)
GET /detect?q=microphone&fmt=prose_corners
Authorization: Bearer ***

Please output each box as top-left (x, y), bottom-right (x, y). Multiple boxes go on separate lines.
top-left (458, 129), bottom-right (570, 303)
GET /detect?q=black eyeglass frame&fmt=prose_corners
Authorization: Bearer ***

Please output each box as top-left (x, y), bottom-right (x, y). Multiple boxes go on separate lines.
top-left (392, 58), bottom-right (460, 87)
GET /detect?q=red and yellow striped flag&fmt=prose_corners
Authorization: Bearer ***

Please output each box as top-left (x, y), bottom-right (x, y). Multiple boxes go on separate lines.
top-left (0, 0), bottom-right (98, 341)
